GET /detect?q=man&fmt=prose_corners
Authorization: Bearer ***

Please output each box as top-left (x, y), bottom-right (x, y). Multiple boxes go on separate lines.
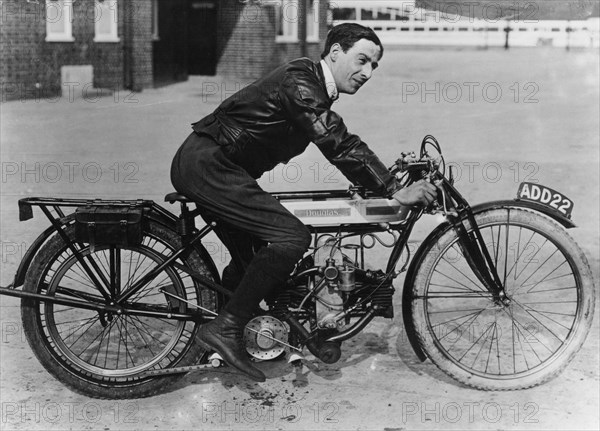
top-left (171, 23), bottom-right (437, 382)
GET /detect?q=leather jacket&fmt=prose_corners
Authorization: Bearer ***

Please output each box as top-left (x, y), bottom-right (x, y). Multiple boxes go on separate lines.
top-left (192, 58), bottom-right (401, 198)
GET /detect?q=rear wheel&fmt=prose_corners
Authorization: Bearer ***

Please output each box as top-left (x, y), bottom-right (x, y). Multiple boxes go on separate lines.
top-left (409, 208), bottom-right (595, 390)
top-left (21, 221), bottom-right (219, 399)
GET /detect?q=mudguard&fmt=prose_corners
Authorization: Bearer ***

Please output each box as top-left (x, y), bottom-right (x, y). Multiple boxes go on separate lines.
top-left (401, 198), bottom-right (577, 362)
top-left (12, 214), bottom-right (75, 288)
top-left (12, 205), bottom-right (220, 288)
top-left (471, 199), bottom-right (575, 228)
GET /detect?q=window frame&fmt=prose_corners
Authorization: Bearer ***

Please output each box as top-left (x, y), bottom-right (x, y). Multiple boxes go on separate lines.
top-left (93, 0), bottom-right (120, 43)
top-left (151, 0), bottom-right (160, 41)
top-left (45, 0), bottom-right (75, 42)
top-left (306, 0), bottom-right (320, 42)
top-left (275, 0), bottom-right (299, 43)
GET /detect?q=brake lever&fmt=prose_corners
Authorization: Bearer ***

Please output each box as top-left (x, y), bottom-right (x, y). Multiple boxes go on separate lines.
top-left (428, 179), bottom-right (458, 217)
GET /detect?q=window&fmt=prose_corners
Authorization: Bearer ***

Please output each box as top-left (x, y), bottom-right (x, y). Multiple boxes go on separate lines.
top-left (377, 8), bottom-right (392, 20)
top-left (45, 0), bottom-right (74, 42)
top-left (94, 0), bottom-right (119, 42)
top-left (331, 7), bottom-right (356, 21)
top-left (276, 0), bottom-right (298, 42)
top-left (306, 0), bottom-right (319, 42)
top-left (360, 8), bottom-right (376, 20)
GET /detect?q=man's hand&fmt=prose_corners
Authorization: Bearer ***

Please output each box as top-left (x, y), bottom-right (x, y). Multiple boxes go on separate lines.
top-left (392, 180), bottom-right (438, 207)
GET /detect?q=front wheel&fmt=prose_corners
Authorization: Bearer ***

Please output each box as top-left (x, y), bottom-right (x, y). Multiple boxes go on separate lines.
top-left (409, 207), bottom-right (595, 390)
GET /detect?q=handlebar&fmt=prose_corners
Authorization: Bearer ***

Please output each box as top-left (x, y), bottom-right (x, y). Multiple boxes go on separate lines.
top-left (388, 135), bottom-right (452, 215)
top-left (389, 135), bottom-right (445, 181)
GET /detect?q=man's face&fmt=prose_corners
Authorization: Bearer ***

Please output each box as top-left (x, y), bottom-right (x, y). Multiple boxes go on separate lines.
top-left (329, 38), bottom-right (382, 94)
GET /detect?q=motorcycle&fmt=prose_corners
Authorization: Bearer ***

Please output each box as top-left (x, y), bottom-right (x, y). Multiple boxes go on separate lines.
top-left (0, 136), bottom-right (595, 399)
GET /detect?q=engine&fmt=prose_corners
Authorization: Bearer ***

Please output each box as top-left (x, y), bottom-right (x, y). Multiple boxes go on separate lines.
top-left (261, 194), bottom-right (405, 362)
top-left (313, 236), bottom-right (352, 330)
top-left (309, 233), bottom-right (395, 331)
top-left (262, 230), bottom-right (396, 363)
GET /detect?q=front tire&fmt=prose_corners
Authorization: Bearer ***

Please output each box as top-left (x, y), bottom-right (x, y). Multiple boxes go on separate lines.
top-left (409, 208), bottom-right (595, 390)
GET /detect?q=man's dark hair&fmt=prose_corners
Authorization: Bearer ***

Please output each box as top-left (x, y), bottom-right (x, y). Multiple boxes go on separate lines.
top-left (320, 23), bottom-right (384, 59)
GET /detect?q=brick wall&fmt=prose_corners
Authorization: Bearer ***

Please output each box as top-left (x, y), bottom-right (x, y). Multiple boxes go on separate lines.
top-left (2, 0), bottom-right (330, 101)
top-left (1, 0), bottom-right (153, 101)
top-left (217, 0), bottom-right (330, 79)
top-left (124, 0), bottom-right (153, 91)
top-left (216, 0), bottom-right (276, 79)
top-left (274, 1), bottom-right (329, 66)
top-left (1, 0), bottom-right (57, 100)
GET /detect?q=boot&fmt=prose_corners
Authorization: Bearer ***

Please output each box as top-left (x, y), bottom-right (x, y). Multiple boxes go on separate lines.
top-left (199, 310), bottom-right (266, 382)
top-left (222, 266), bottom-right (264, 318)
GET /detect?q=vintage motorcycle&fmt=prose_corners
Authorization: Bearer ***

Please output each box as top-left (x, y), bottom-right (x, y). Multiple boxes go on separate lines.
top-left (0, 136), bottom-right (595, 399)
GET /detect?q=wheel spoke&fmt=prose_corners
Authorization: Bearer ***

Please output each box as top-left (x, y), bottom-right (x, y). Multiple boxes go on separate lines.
top-left (503, 217), bottom-right (510, 287)
top-left (525, 260), bottom-right (568, 294)
top-left (438, 252), bottom-right (488, 293)
top-left (514, 238), bottom-right (548, 281)
top-left (505, 228), bottom-right (535, 281)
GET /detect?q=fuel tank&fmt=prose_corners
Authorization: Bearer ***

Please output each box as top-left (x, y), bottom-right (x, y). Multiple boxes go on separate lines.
top-left (280, 197), bottom-right (409, 226)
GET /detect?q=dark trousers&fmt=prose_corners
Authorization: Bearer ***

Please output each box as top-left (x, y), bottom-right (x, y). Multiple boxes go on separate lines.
top-left (170, 132), bottom-right (311, 320)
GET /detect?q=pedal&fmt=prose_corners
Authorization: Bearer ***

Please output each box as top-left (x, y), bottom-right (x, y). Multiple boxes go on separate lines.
top-left (208, 352), bottom-right (223, 368)
top-left (287, 352), bottom-right (305, 364)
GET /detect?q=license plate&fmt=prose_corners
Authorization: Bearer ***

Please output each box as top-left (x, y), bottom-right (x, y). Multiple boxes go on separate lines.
top-left (517, 182), bottom-right (573, 218)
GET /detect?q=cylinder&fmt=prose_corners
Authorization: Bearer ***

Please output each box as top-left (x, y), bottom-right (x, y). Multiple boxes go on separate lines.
top-left (338, 266), bottom-right (356, 292)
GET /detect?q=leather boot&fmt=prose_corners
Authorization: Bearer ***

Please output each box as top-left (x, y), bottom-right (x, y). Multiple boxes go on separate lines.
top-left (199, 310), bottom-right (266, 382)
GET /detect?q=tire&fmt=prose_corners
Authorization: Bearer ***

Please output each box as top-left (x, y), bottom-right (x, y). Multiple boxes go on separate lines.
top-left (21, 221), bottom-right (219, 399)
top-left (409, 207), bottom-right (595, 390)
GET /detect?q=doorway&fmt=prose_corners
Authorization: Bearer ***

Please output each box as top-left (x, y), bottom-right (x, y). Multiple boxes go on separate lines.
top-left (152, 0), bottom-right (188, 86)
top-left (187, 0), bottom-right (217, 75)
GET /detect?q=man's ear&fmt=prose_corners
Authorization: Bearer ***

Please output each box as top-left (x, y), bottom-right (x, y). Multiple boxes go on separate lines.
top-left (329, 43), bottom-right (342, 61)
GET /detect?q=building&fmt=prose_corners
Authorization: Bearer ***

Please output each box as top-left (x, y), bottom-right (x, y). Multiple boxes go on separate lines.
top-left (0, 0), bottom-right (329, 101)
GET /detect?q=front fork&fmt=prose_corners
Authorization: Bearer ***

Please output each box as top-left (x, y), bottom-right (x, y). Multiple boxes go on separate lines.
top-left (447, 210), bottom-right (510, 305)
top-left (436, 176), bottom-right (509, 305)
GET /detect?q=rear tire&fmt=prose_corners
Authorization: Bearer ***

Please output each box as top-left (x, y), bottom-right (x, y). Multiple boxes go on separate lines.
top-left (409, 208), bottom-right (595, 390)
top-left (21, 221), bottom-right (219, 399)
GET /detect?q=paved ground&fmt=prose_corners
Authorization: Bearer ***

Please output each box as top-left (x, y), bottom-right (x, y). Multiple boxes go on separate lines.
top-left (1, 47), bottom-right (598, 430)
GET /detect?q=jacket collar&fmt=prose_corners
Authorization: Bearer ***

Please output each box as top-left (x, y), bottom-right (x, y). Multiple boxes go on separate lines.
top-left (319, 60), bottom-right (339, 101)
